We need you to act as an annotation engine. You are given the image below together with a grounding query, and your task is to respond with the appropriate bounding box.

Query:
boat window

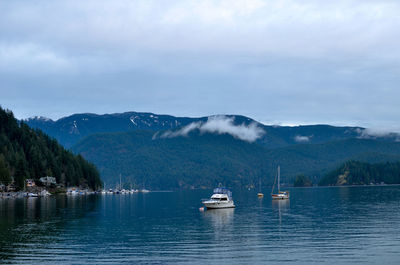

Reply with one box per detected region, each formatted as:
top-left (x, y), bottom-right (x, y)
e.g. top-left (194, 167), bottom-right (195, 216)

top-left (221, 197), bottom-right (227, 201)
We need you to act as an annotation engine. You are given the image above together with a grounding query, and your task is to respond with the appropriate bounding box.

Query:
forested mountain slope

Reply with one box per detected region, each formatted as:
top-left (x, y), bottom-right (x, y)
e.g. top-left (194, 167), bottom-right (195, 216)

top-left (72, 130), bottom-right (400, 190)
top-left (0, 107), bottom-right (102, 190)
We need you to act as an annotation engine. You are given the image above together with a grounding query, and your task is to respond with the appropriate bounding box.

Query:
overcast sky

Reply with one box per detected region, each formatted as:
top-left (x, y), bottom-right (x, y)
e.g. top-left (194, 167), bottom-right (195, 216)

top-left (1, 0), bottom-right (400, 130)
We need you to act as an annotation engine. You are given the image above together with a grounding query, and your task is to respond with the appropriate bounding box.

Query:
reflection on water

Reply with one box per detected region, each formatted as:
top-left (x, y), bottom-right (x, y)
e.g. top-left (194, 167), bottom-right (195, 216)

top-left (271, 199), bottom-right (290, 225)
top-left (0, 186), bottom-right (400, 264)
top-left (202, 208), bottom-right (234, 228)
top-left (271, 199), bottom-right (290, 211)
top-left (0, 195), bottom-right (98, 262)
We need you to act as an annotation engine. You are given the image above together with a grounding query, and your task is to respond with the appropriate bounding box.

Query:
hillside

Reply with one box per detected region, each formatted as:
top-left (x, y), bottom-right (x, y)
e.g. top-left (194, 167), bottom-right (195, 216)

top-left (25, 112), bottom-right (208, 148)
top-left (319, 161), bottom-right (400, 186)
top-left (73, 130), bottom-right (267, 189)
top-left (72, 129), bottom-right (400, 190)
top-left (25, 111), bottom-right (377, 149)
top-left (0, 107), bottom-right (102, 190)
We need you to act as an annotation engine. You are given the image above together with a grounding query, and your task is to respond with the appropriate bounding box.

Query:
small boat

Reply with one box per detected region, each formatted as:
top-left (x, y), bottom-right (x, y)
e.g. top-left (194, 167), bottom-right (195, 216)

top-left (271, 166), bottom-right (289, 200)
top-left (202, 187), bottom-right (235, 209)
top-left (27, 192), bottom-right (38, 197)
top-left (40, 190), bottom-right (51, 196)
top-left (101, 183), bottom-right (107, 194)
top-left (67, 188), bottom-right (79, 196)
top-left (257, 178), bottom-right (264, 197)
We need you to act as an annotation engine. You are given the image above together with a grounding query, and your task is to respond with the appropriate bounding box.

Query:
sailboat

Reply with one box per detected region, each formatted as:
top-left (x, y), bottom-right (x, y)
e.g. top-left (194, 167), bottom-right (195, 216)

top-left (257, 178), bottom-right (264, 197)
top-left (271, 166), bottom-right (289, 200)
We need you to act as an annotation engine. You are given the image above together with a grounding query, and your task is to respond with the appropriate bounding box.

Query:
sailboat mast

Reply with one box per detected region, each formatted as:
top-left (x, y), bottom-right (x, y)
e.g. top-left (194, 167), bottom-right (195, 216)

top-left (119, 174), bottom-right (122, 190)
top-left (278, 166), bottom-right (280, 192)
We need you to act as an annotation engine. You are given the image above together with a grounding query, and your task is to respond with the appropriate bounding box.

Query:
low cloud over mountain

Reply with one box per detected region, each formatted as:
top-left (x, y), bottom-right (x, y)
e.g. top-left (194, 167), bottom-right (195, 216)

top-left (156, 115), bottom-right (265, 142)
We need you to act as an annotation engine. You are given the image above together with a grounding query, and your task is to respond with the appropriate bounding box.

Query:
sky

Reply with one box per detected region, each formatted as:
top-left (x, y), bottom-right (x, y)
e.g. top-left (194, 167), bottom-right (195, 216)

top-left (1, 0), bottom-right (400, 131)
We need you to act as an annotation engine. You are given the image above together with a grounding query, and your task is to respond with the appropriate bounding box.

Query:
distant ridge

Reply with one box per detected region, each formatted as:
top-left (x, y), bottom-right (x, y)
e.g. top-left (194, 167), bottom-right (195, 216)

top-left (26, 112), bottom-right (208, 148)
top-left (24, 111), bottom-right (390, 149)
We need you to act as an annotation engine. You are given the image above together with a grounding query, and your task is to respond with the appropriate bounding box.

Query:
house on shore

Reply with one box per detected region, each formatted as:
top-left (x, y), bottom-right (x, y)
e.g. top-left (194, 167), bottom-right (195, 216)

top-left (26, 179), bottom-right (36, 188)
top-left (40, 176), bottom-right (57, 187)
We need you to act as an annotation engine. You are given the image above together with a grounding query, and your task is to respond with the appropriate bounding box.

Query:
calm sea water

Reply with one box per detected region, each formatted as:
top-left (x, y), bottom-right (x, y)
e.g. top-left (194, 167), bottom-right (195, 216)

top-left (0, 186), bottom-right (399, 264)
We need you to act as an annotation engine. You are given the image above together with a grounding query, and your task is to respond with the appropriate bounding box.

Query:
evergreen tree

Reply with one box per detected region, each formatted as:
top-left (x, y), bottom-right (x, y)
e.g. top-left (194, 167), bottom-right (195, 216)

top-left (293, 175), bottom-right (312, 187)
top-left (319, 160), bottom-right (400, 186)
top-left (0, 154), bottom-right (11, 185)
top-left (14, 157), bottom-right (28, 190)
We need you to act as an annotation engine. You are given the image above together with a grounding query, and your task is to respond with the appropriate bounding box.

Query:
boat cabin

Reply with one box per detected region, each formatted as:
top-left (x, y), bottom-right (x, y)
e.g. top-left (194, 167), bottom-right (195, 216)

top-left (210, 193), bottom-right (229, 201)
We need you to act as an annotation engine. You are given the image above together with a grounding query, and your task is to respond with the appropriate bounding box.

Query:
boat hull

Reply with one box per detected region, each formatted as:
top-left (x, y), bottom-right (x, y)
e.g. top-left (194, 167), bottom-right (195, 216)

top-left (271, 194), bottom-right (289, 200)
top-left (203, 201), bottom-right (235, 209)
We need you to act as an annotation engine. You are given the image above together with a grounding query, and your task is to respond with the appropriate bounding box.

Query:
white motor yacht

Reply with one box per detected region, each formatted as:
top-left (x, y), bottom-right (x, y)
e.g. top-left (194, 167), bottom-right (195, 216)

top-left (202, 187), bottom-right (235, 209)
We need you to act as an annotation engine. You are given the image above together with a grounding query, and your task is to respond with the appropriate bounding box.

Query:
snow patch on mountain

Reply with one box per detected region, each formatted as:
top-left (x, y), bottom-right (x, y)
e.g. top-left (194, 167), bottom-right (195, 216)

top-left (129, 116), bottom-right (138, 126)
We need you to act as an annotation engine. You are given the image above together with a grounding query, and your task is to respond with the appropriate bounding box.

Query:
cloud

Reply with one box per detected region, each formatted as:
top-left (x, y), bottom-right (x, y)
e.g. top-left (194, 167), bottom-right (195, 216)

top-left (2, 0), bottom-right (400, 60)
top-left (156, 115), bottom-right (265, 142)
top-left (294, 135), bottom-right (311, 143)
top-left (356, 128), bottom-right (400, 139)
top-left (1, 0), bottom-right (400, 131)
top-left (158, 122), bottom-right (202, 139)
top-left (0, 43), bottom-right (71, 74)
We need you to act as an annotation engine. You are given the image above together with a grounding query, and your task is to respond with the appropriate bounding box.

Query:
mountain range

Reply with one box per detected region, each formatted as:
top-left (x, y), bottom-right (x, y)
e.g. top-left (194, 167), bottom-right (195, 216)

top-left (26, 111), bottom-right (392, 149)
top-left (25, 112), bottom-right (400, 189)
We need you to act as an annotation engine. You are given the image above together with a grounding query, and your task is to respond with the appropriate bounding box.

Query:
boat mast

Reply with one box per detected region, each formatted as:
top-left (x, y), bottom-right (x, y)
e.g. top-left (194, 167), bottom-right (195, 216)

top-left (271, 168), bottom-right (277, 195)
top-left (278, 166), bottom-right (280, 192)
top-left (119, 174), bottom-right (122, 190)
